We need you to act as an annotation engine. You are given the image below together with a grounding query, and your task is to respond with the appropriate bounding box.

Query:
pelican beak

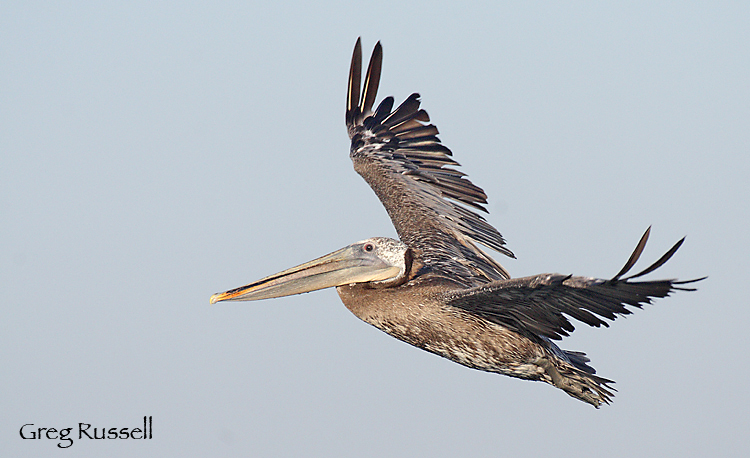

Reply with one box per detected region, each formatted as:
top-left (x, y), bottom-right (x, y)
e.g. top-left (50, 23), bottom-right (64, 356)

top-left (210, 243), bottom-right (401, 304)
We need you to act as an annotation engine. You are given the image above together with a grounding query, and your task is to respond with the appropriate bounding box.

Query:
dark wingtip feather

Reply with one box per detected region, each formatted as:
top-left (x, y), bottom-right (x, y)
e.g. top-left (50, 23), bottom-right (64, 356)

top-left (360, 41), bottom-right (383, 116)
top-left (346, 38), bottom-right (362, 125)
top-left (672, 276), bottom-right (707, 291)
top-left (611, 226), bottom-right (651, 281)
top-left (373, 96), bottom-right (394, 123)
top-left (625, 236), bottom-right (685, 280)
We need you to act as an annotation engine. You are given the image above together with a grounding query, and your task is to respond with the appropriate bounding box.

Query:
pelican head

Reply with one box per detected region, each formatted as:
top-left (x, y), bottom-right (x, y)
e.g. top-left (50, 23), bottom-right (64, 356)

top-left (210, 237), bottom-right (409, 304)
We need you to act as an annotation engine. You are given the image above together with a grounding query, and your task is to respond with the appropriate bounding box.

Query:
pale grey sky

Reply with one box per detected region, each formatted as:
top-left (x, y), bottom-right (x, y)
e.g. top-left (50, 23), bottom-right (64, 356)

top-left (2, 2), bottom-right (748, 457)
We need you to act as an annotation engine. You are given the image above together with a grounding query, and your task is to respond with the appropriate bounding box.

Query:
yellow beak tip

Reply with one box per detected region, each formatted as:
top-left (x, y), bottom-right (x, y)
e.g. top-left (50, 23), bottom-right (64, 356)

top-left (209, 294), bottom-right (222, 305)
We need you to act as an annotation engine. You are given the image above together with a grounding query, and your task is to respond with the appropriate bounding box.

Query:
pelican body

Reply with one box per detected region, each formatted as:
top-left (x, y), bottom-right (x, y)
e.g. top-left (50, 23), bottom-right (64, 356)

top-left (211, 40), bottom-right (701, 407)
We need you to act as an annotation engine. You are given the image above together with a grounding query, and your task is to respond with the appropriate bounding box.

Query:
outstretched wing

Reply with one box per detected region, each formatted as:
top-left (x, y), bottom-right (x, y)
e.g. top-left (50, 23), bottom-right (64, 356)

top-left (446, 228), bottom-right (704, 341)
top-left (346, 39), bottom-right (514, 287)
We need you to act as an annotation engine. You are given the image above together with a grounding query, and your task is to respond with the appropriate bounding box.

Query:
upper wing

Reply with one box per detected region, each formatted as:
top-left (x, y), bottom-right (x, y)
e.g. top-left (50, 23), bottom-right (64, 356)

top-left (446, 228), bottom-right (704, 341)
top-left (346, 39), bottom-right (514, 287)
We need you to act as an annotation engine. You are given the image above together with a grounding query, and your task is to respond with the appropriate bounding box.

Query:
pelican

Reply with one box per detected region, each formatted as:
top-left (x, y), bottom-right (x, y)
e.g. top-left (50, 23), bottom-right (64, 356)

top-left (211, 39), bottom-right (702, 407)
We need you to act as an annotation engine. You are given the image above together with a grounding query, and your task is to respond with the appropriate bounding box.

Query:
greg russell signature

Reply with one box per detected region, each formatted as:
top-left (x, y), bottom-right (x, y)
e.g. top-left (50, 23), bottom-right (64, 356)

top-left (19, 416), bottom-right (152, 449)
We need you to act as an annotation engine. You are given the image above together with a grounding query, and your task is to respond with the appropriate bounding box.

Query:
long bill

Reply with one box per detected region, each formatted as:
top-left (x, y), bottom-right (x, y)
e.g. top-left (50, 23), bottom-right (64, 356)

top-left (210, 243), bottom-right (401, 304)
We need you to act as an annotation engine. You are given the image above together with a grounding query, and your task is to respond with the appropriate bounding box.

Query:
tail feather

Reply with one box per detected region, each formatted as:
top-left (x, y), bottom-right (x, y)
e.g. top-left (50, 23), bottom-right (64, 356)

top-left (558, 365), bottom-right (616, 408)
top-left (537, 355), bottom-right (616, 408)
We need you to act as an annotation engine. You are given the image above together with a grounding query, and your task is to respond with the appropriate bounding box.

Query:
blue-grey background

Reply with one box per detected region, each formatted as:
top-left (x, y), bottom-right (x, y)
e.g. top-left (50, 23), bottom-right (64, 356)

top-left (2, 2), bottom-right (747, 457)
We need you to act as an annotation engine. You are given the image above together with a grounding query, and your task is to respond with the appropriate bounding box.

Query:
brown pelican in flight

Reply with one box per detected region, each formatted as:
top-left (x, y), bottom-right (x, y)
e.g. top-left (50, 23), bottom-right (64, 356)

top-left (211, 39), bottom-right (701, 407)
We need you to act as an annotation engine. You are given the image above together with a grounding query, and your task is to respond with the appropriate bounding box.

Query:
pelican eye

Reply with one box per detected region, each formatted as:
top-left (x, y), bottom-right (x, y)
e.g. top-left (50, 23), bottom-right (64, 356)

top-left (363, 243), bottom-right (374, 252)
